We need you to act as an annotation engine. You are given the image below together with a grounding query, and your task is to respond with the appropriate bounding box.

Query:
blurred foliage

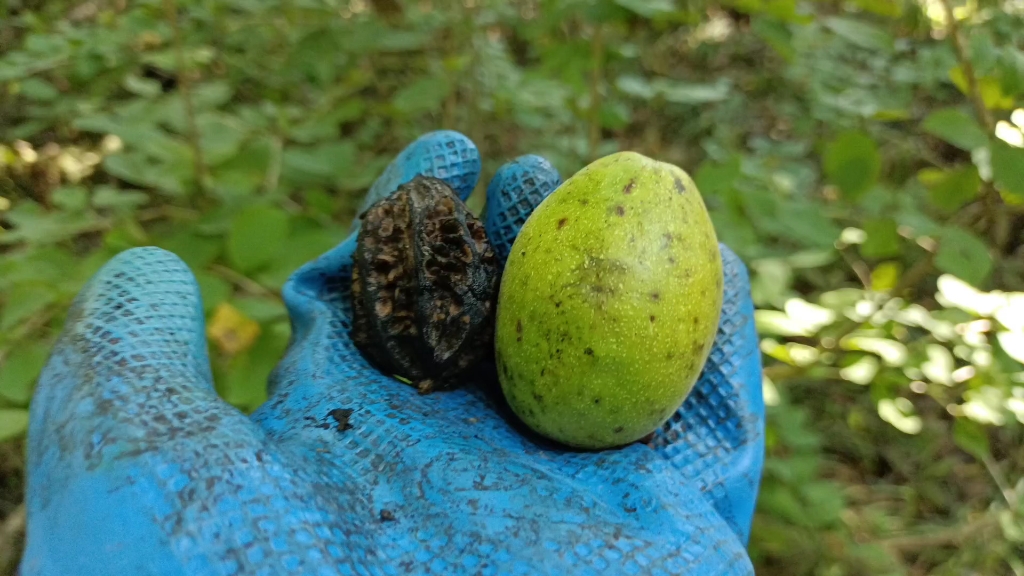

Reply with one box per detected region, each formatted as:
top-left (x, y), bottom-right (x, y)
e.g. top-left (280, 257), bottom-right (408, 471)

top-left (2, 0), bottom-right (1024, 573)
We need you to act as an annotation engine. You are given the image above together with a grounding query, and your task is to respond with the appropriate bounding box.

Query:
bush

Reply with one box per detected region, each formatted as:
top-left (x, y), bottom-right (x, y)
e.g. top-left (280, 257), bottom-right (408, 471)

top-left (2, 0), bottom-right (1023, 573)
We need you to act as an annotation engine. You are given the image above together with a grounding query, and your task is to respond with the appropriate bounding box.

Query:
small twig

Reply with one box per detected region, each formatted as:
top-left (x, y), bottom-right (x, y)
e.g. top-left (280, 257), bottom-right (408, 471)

top-left (262, 136), bottom-right (283, 196)
top-left (876, 515), bottom-right (998, 552)
top-left (208, 264), bottom-right (276, 297)
top-left (165, 0), bottom-right (209, 197)
top-left (839, 247), bottom-right (872, 290)
top-left (889, 252), bottom-right (936, 299)
top-left (588, 23), bottom-right (605, 160)
top-left (982, 454), bottom-right (1018, 509)
top-left (0, 503), bottom-right (26, 573)
top-left (136, 205), bottom-right (201, 222)
top-left (0, 308), bottom-right (57, 365)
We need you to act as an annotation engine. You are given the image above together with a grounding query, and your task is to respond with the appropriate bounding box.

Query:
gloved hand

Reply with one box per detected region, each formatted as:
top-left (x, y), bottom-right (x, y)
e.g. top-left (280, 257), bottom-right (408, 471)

top-left (19, 131), bottom-right (765, 576)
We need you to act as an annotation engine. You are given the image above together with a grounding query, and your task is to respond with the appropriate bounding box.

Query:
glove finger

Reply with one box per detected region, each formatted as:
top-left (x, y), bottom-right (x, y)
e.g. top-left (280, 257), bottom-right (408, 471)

top-left (351, 129), bottom-right (481, 233)
top-left (28, 246), bottom-right (217, 433)
top-left (645, 243), bottom-right (766, 544)
top-left (482, 154), bottom-right (563, 266)
top-left (21, 247), bottom-right (317, 575)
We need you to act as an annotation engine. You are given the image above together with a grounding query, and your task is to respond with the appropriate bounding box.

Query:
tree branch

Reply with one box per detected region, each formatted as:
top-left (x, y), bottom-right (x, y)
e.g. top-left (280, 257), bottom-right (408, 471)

top-left (165, 0), bottom-right (209, 198)
top-left (938, 0), bottom-right (993, 132)
top-left (938, 0), bottom-right (1007, 249)
top-left (208, 264), bottom-right (276, 297)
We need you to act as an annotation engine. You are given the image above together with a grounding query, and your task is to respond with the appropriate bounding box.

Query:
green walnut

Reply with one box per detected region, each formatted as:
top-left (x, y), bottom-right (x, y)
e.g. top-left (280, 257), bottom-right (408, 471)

top-left (494, 151), bottom-right (724, 450)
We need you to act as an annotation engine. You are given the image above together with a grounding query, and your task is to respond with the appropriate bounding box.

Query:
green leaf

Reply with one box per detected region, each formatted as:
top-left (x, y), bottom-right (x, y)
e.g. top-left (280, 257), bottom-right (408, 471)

top-left (953, 418), bottom-right (991, 460)
top-left (210, 137), bottom-right (274, 199)
top-left (1, 283), bottom-right (56, 331)
top-left (823, 130), bottom-right (881, 201)
top-left (194, 271), bottom-right (232, 313)
top-left (0, 341), bottom-right (49, 405)
top-left (214, 322), bottom-right (289, 412)
top-left (859, 219), bottom-right (901, 259)
top-left (613, 0), bottom-right (676, 18)
top-left (823, 16), bottom-right (894, 51)
top-left (751, 259), bottom-right (794, 307)
top-left (0, 409), bottom-right (29, 441)
top-left (950, 67), bottom-right (1015, 109)
top-left (757, 485), bottom-right (808, 526)
top-left (921, 108), bottom-right (989, 152)
top-left (615, 75), bottom-right (656, 100)
top-left (0, 202), bottom-right (102, 246)
top-left (1000, 47), bottom-right (1024, 97)
top-left (694, 156), bottom-right (741, 197)
top-left (0, 246), bottom-right (77, 289)
top-left (752, 16), bottom-right (795, 61)
top-left (777, 200), bottom-right (842, 248)
top-left (616, 76), bottom-right (731, 104)
top-left (18, 77), bottom-right (59, 101)
top-left (871, 261), bottom-right (901, 292)
top-left (935, 226), bottom-right (993, 287)
top-left (190, 81), bottom-right (235, 109)
top-left (800, 481), bottom-right (847, 528)
top-left (158, 232), bottom-right (222, 270)
top-left (232, 296), bottom-right (286, 323)
top-left (370, 29), bottom-right (433, 53)
top-left (197, 113), bottom-right (249, 166)
top-left (918, 166), bottom-right (981, 212)
top-left (282, 142), bottom-right (357, 186)
top-left (895, 202), bottom-right (944, 239)
top-left (256, 226), bottom-right (346, 289)
top-left (969, 32), bottom-right (998, 74)
top-left (391, 76), bottom-right (452, 115)
top-left (51, 185), bottom-right (90, 212)
top-left (103, 151), bottom-right (190, 197)
top-left (92, 186), bottom-right (150, 211)
top-left (652, 78), bottom-right (732, 105)
top-left (289, 101), bottom-right (366, 144)
top-left (226, 205), bottom-right (290, 274)
top-left (123, 74), bottom-right (163, 97)
top-left (991, 140), bottom-right (1024, 197)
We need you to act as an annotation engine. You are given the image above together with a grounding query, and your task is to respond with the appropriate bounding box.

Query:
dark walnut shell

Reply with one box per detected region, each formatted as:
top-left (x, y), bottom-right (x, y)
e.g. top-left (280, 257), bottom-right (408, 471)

top-left (350, 175), bottom-right (500, 394)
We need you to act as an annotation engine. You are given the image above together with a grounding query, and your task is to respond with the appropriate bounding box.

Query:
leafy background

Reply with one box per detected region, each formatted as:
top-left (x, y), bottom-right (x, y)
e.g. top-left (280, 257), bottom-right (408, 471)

top-left (2, 0), bottom-right (1024, 573)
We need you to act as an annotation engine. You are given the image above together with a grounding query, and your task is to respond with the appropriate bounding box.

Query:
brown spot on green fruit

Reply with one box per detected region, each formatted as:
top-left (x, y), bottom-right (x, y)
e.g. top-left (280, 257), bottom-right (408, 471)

top-left (557, 217), bottom-right (568, 229)
top-left (494, 151), bottom-right (723, 450)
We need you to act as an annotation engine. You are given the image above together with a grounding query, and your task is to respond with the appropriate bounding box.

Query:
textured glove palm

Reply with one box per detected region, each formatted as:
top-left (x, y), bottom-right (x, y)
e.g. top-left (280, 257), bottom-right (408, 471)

top-left (20, 131), bottom-right (765, 576)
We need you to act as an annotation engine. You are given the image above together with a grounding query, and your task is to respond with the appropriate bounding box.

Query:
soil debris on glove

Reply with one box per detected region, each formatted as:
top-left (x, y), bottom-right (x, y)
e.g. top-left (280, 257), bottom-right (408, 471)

top-left (351, 175), bottom-right (500, 393)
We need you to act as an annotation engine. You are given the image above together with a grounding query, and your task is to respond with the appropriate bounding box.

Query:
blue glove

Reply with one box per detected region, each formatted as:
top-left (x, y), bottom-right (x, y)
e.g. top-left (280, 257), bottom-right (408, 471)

top-left (20, 131), bottom-right (765, 576)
